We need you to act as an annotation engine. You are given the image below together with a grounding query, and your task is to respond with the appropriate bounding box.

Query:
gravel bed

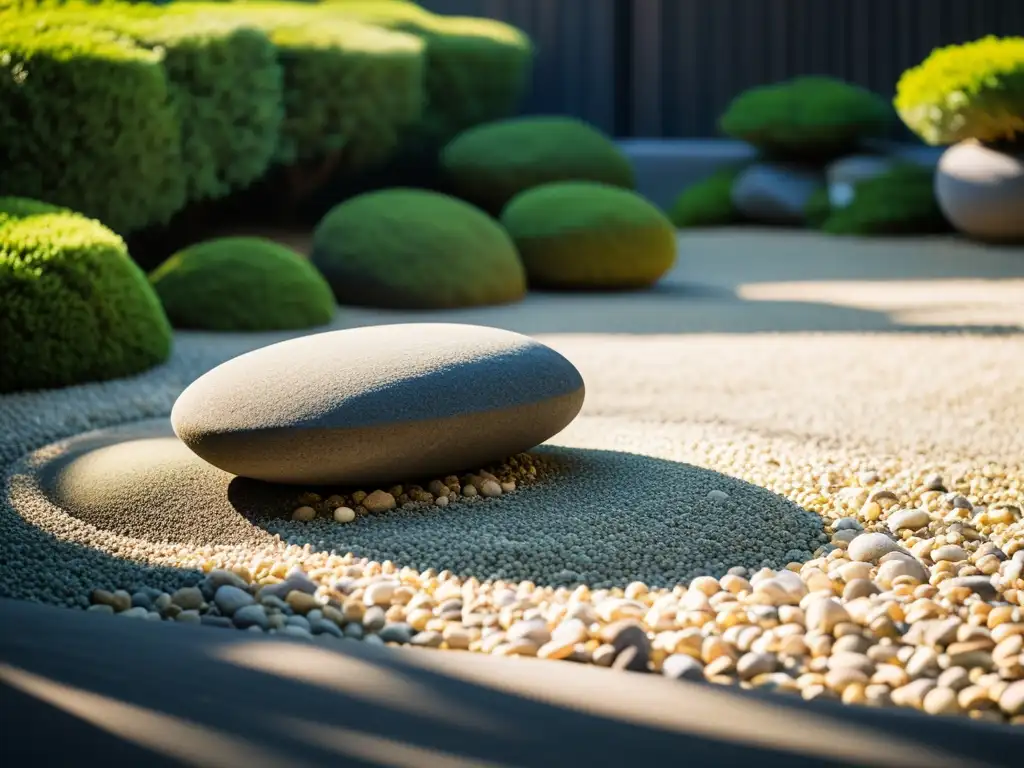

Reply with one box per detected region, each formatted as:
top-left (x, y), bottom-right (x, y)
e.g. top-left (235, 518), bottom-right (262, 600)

top-left (1, 328), bottom-right (1023, 724)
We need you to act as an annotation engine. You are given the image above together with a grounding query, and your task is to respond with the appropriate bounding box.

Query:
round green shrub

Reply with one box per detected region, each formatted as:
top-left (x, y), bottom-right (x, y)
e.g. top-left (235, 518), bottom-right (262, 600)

top-left (500, 181), bottom-right (676, 290)
top-left (895, 35), bottom-right (1024, 146)
top-left (0, 17), bottom-right (186, 234)
top-left (310, 188), bottom-right (526, 309)
top-left (440, 116), bottom-right (636, 216)
top-left (149, 237), bottom-right (336, 331)
top-left (0, 197), bottom-right (173, 393)
top-left (668, 167), bottom-right (744, 228)
top-left (811, 165), bottom-right (950, 236)
top-left (719, 76), bottom-right (894, 161)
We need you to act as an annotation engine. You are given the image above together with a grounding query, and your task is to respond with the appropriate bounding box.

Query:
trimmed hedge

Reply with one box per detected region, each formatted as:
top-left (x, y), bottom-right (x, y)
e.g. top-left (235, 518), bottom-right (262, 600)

top-left (175, 2), bottom-right (426, 169)
top-left (150, 236), bottom-right (336, 331)
top-left (895, 35), bottom-right (1024, 146)
top-left (441, 116), bottom-right (636, 216)
top-left (809, 165), bottom-right (950, 236)
top-left (668, 168), bottom-right (745, 228)
top-left (0, 197), bottom-right (173, 393)
top-left (0, 17), bottom-right (186, 234)
top-left (39, 4), bottom-right (286, 205)
top-left (324, 0), bottom-right (533, 145)
top-left (501, 181), bottom-right (676, 290)
top-left (311, 188), bottom-right (527, 309)
top-left (720, 76), bottom-right (894, 161)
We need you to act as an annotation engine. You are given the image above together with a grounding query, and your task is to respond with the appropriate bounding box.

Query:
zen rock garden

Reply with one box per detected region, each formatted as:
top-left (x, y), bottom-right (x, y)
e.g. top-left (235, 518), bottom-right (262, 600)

top-left (1, 1), bottom-right (1023, 755)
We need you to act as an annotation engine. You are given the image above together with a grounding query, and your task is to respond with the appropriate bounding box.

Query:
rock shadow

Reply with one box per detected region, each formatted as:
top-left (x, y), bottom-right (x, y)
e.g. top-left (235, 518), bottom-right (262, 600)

top-left (22, 419), bottom-right (825, 590)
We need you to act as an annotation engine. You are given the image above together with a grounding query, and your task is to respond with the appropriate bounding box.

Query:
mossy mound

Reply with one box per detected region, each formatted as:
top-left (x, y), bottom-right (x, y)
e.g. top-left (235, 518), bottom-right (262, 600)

top-left (668, 167), bottom-right (745, 228)
top-left (500, 181), bottom-right (676, 290)
top-left (895, 35), bottom-right (1024, 145)
top-left (440, 116), bottom-right (636, 215)
top-left (719, 76), bottom-right (894, 162)
top-left (310, 188), bottom-right (526, 309)
top-left (0, 197), bottom-right (172, 393)
top-left (149, 237), bottom-right (336, 331)
top-left (810, 166), bottom-right (951, 236)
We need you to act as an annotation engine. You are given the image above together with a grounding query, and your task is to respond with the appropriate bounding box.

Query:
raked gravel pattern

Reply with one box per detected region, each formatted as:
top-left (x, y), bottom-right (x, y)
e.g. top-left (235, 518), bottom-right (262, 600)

top-left (2, 327), bottom-right (1024, 723)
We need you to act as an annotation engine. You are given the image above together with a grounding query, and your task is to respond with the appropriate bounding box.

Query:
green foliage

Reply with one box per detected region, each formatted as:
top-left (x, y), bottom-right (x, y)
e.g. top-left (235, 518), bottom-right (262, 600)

top-left (311, 188), bottom-right (526, 309)
top-left (323, 0), bottom-right (533, 146)
top-left (811, 165), bottom-right (950, 236)
top-left (500, 181), bottom-right (676, 290)
top-left (149, 236), bottom-right (336, 331)
top-left (175, 2), bottom-right (426, 169)
top-left (804, 187), bottom-right (832, 230)
top-left (0, 197), bottom-right (172, 393)
top-left (441, 116), bottom-right (636, 216)
top-left (39, 4), bottom-right (286, 204)
top-left (895, 35), bottom-right (1024, 146)
top-left (668, 168), bottom-right (744, 228)
top-left (719, 76), bottom-right (894, 161)
top-left (0, 16), bottom-right (186, 233)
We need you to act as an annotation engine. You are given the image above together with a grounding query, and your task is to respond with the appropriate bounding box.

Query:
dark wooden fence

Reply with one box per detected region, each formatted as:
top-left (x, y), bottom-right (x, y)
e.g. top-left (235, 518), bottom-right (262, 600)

top-left (419, 0), bottom-right (1024, 138)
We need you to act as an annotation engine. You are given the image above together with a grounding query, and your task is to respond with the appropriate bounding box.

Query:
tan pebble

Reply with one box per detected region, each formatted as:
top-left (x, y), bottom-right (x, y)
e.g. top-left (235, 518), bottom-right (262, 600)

top-left (462, 485), bottom-right (478, 498)
top-left (864, 683), bottom-right (893, 707)
top-left (480, 480), bottom-right (503, 498)
top-left (804, 597), bottom-right (850, 634)
top-left (363, 490), bottom-right (397, 513)
top-left (538, 639), bottom-right (576, 660)
top-left (443, 625), bottom-right (472, 650)
top-left (363, 580), bottom-right (397, 607)
top-left (923, 686), bottom-right (962, 716)
top-left (736, 652), bottom-right (777, 680)
top-left (993, 635), bottom-right (1024, 667)
top-left (957, 684), bottom-right (994, 710)
top-left (291, 506), bottom-right (316, 522)
top-left (992, 623), bottom-right (1024, 643)
top-left (931, 545), bottom-right (969, 563)
top-left (333, 507), bottom-right (356, 523)
top-left (838, 562), bottom-right (873, 582)
top-left (592, 644), bottom-right (617, 667)
top-left (876, 556), bottom-right (928, 587)
top-left (826, 668), bottom-right (869, 692)
top-left (872, 664), bottom-right (910, 688)
top-left (891, 679), bottom-right (936, 709)
top-left (286, 591), bottom-right (319, 615)
top-left (828, 652), bottom-right (875, 676)
top-left (701, 636), bottom-right (736, 663)
top-left (704, 656), bottom-right (737, 677)
top-left (342, 599), bottom-right (366, 622)
top-left (999, 681), bottom-right (1024, 716)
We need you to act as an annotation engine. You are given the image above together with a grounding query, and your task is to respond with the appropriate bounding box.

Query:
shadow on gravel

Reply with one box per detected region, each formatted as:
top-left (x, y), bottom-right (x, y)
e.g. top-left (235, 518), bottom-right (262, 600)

top-left (20, 418), bottom-right (825, 588)
top-left (1, 598), bottom-right (1022, 768)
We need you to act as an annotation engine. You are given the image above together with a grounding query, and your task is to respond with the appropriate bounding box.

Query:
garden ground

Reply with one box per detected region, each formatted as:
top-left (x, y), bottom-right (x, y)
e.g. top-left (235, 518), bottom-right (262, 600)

top-left (2, 230), bottom-right (1024, 763)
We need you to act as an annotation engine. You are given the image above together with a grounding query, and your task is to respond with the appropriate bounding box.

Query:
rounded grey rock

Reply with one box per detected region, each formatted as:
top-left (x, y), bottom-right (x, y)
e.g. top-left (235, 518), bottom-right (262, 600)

top-left (935, 140), bottom-right (1024, 243)
top-left (214, 585), bottom-right (254, 617)
top-left (170, 324), bottom-right (586, 485)
top-left (731, 163), bottom-right (824, 225)
top-left (232, 604), bottom-right (270, 630)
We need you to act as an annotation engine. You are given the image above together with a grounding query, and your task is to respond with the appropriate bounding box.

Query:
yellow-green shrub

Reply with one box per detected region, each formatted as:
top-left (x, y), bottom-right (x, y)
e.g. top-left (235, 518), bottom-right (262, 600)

top-left (895, 35), bottom-right (1024, 145)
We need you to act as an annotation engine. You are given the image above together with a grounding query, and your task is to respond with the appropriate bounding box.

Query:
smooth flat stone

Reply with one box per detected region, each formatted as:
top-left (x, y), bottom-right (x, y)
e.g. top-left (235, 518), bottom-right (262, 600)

top-left (171, 323), bottom-right (586, 485)
top-left (731, 162), bottom-right (824, 225)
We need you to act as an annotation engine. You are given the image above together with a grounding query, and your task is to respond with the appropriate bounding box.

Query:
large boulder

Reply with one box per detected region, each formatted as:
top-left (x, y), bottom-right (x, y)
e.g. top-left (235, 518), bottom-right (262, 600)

top-left (500, 181), bottom-right (677, 290)
top-left (310, 189), bottom-right (526, 309)
top-left (825, 155), bottom-right (896, 208)
top-left (171, 323), bottom-right (585, 485)
top-left (731, 163), bottom-right (825, 225)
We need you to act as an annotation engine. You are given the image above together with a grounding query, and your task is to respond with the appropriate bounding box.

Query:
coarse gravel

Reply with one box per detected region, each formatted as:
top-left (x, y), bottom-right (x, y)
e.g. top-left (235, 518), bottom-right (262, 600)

top-left (1, 231), bottom-right (1023, 723)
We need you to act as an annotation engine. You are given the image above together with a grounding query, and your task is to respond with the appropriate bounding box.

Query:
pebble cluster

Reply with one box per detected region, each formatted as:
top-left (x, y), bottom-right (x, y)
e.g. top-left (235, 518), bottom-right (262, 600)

top-left (286, 454), bottom-right (551, 523)
top-left (1, 331), bottom-right (1022, 726)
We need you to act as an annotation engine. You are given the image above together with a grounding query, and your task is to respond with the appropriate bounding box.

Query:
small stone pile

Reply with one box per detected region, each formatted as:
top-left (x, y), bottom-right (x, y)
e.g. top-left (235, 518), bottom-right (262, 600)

top-left (287, 454), bottom-right (552, 522)
top-left (87, 468), bottom-right (1024, 725)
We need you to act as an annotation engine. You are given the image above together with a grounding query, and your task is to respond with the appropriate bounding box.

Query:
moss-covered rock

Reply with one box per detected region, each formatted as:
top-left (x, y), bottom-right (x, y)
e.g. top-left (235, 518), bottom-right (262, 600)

top-left (441, 116), bottom-right (636, 215)
top-left (668, 168), bottom-right (744, 228)
top-left (149, 236), bottom-right (336, 331)
top-left (895, 35), bottom-right (1024, 146)
top-left (719, 76), bottom-right (894, 162)
top-left (501, 181), bottom-right (676, 290)
top-left (809, 165), bottom-right (951, 236)
top-left (0, 197), bottom-right (172, 393)
top-left (311, 188), bottom-right (526, 309)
